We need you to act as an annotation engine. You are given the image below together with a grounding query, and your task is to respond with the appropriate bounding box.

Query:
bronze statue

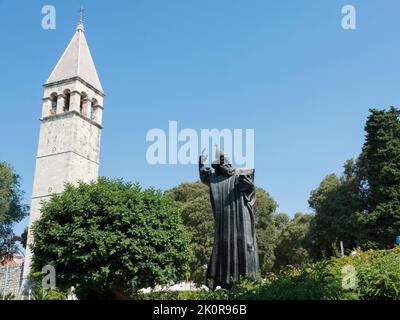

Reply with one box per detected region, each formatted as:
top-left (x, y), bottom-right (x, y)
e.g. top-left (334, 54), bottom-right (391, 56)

top-left (199, 147), bottom-right (260, 289)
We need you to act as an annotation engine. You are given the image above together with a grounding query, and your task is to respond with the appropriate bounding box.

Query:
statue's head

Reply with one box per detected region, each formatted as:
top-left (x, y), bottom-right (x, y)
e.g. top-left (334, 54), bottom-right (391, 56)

top-left (212, 147), bottom-right (234, 177)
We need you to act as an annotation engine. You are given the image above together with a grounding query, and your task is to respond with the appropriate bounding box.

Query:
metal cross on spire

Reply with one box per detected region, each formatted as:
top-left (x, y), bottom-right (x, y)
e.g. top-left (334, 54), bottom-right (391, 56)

top-left (79, 6), bottom-right (85, 24)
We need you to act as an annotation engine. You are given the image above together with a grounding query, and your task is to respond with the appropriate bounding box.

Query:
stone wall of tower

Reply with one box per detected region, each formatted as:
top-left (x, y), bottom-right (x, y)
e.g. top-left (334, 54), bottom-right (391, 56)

top-left (30, 114), bottom-right (101, 199)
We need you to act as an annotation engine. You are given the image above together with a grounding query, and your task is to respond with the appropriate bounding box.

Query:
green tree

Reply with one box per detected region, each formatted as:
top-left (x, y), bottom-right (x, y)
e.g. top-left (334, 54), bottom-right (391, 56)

top-left (357, 107), bottom-right (400, 248)
top-left (31, 178), bottom-right (191, 299)
top-left (0, 161), bottom-right (28, 261)
top-left (273, 212), bottom-right (290, 232)
top-left (274, 213), bottom-right (314, 269)
top-left (308, 161), bottom-right (361, 259)
top-left (254, 188), bottom-right (279, 273)
top-left (166, 182), bottom-right (279, 281)
top-left (165, 182), bottom-right (214, 284)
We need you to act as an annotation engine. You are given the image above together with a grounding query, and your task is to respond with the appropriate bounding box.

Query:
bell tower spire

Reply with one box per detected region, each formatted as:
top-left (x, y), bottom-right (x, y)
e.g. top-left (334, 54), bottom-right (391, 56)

top-left (45, 7), bottom-right (103, 93)
top-left (21, 15), bottom-right (105, 297)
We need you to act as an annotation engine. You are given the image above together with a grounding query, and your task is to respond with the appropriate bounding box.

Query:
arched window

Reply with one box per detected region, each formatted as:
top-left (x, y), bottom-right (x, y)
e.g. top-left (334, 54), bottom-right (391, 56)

top-left (64, 89), bottom-right (71, 112)
top-left (50, 93), bottom-right (57, 115)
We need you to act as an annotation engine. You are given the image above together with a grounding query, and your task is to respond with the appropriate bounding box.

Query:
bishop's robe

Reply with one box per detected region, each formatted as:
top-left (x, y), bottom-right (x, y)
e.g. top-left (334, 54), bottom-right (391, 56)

top-left (199, 165), bottom-right (260, 288)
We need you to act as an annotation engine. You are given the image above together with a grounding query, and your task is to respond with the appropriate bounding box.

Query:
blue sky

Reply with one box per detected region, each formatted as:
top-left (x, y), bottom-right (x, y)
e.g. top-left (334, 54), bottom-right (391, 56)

top-left (2, 0), bottom-right (400, 237)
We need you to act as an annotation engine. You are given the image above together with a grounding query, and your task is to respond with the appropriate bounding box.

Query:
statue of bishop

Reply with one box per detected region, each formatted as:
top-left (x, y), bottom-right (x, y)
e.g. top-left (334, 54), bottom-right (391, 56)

top-left (199, 147), bottom-right (260, 289)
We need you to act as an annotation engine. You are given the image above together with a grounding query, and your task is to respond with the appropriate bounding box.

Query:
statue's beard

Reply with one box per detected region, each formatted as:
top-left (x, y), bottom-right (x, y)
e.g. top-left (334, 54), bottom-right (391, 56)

top-left (212, 163), bottom-right (234, 177)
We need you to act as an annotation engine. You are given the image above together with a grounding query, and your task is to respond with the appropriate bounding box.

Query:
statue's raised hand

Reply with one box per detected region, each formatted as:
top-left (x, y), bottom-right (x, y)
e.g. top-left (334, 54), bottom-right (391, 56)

top-left (200, 148), bottom-right (208, 164)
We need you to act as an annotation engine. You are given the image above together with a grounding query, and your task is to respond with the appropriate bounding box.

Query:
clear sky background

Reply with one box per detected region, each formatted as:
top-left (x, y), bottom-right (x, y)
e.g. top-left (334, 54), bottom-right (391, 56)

top-left (2, 0), bottom-right (400, 237)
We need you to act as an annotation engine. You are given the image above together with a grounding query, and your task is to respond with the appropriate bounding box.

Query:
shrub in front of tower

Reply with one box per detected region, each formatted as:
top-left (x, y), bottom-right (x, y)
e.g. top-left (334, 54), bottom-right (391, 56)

top-left (30, 177), bottom-right (192, 299)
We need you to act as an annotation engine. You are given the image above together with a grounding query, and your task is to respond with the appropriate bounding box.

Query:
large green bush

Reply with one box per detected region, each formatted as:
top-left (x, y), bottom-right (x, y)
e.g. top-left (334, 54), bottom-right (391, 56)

top-left (31, 178), bottom-right (192, 299)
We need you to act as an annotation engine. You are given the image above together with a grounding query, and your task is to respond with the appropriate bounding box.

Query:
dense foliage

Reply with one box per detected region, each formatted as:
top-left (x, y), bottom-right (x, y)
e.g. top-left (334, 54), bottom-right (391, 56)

top-left (274, 213), bottom-right (314, 269)
top-left (165, 182), bottom-right (214, 284)
top-left (330, 247), bottom-right (400, 300)
top-left (0, 161), bottom-right (28, 261)
top-left (136, 247), bottom-right (400, 300)
top-left (254, 188), bottom-right (280, 273)
top-left (308, 164), bottom-right (360, 259)
top-left (31, 178), bottom-right (192, 299)
top-left (273, 212), bottom-right (290, 232)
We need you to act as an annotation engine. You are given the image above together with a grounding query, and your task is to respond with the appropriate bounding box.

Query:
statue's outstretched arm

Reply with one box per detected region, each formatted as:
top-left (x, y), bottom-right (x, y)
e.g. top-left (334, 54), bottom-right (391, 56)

top-left (199, 152), bottom-right (211, 186)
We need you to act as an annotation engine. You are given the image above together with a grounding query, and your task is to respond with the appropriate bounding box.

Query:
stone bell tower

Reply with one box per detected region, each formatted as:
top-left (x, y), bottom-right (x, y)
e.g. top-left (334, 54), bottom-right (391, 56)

top-left (21, 18), bottom-right (104, 294)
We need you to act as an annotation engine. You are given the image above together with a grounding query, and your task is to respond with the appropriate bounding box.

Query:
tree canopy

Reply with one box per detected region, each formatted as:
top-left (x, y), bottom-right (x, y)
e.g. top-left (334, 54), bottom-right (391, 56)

top-left (274, 213), bottom-right (314, 269)
top-left (0, 161), bottom-right (28, 261)
top-left (31, 178), bottom-right (192, 299)
top-left (254, 187), bottom-right (279, 273)
top-left (165, 182), bottom-right (214, 284)
top-left (308, 163), bottom-right (361, 259)
top-left (273, 212), bottom-right (290, 232)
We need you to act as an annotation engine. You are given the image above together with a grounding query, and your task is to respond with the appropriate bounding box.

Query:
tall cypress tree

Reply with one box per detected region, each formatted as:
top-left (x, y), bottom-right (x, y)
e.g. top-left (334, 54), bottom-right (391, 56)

top-left (358, 107), bottom-right (400, 248)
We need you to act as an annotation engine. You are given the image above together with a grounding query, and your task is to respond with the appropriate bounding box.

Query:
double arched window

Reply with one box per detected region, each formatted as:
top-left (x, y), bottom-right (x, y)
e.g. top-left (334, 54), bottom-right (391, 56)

top-left (47, 90), bottom-right (100, 120)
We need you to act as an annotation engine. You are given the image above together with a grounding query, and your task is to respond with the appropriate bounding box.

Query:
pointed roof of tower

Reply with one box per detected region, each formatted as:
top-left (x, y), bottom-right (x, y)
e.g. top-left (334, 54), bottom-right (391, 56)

top-left (46, 21), bottom-right (103, 92)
